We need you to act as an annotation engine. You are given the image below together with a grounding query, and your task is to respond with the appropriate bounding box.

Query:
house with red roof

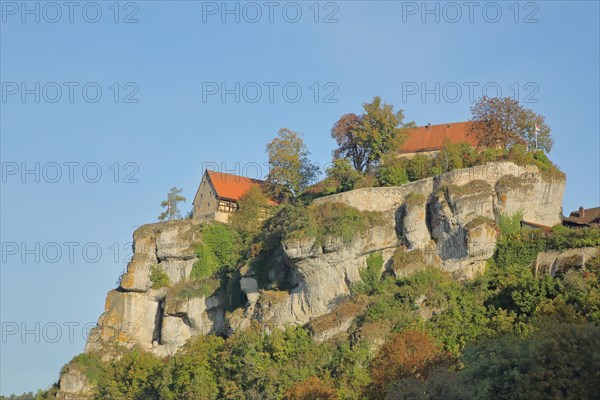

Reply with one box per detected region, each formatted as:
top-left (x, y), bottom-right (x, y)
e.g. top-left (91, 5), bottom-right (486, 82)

top-left (398, 121), bottom-right (477, 157)
top-left (193, 170), bottom-right (273, 222)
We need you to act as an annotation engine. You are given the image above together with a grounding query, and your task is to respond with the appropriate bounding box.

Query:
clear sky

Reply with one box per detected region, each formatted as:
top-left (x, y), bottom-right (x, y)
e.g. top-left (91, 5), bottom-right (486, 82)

top-left (1, 0), bottom-right (599, 395)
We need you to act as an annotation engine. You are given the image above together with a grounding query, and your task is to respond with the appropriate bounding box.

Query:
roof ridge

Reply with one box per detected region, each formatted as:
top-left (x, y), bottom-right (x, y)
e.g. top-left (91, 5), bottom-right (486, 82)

top-left (207, 170), bottom-right (265, 183)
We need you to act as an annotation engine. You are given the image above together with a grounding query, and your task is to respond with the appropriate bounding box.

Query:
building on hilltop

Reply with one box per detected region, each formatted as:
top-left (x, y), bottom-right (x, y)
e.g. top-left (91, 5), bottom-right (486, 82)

top-left (398, 121), bottom-right (477, 158)
top-left (193, 170), bottom-right (275, 223)
top-left (562, 206), bottom-right (600, 228)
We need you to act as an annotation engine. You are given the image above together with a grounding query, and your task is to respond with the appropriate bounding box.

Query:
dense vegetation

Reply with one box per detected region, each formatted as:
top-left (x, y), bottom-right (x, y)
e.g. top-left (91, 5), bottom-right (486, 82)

top-left (307, 142), bottom-right (563, 200)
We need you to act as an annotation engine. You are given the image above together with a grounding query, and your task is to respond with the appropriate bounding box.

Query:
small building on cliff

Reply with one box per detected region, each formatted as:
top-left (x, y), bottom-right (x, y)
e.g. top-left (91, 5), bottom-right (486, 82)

top-left (563, 206), bottom-right (600, 228)
top-left (398, 121), bottom-right (477, 158)
top-left (193, 170), bottom-right (270, 222)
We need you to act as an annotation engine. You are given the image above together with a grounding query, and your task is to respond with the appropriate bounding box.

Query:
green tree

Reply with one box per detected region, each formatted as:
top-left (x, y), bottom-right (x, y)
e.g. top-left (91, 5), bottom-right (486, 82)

top-left (229, 185), bottom-right (272, 244)
top-left (376, 154), bottom-right (409, 186)
top-left (519, 108), bottom-right (553, 153)
top-left (158, 187), bottom-right (186, 221)
top-left (266, 128), bottom-right (320, 201)
top-left (97, 348), bottom-right (163, 400)
top-left (468, 97), bottom-right (553, 152)
top-left (407, 154), bottom-right (431, 181)
top-left (159, 336), bottom-right (224, 400)
top-left (331, 97), bottom-right (413, 173)
top-left (325, 158), bottom-right (362, 192)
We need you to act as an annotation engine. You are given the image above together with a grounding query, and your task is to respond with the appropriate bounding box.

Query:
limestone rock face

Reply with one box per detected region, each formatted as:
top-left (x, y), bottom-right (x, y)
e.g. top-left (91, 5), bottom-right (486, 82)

top-left (119, 220), bottom-right (199, 292)
top-left (532, 247), bottom-right (600, 277)
top-left (235, 223), bottom-right (399, 330)
top-left (233, 162), bottom-right (565, 329)
top-left (84, 219), bottom-right (226, 359)
top-left (400, 194), bottom-right (430, 249)
top-left (428, 181), bottom-right (497, 279)
top-left (55, 366), bottom-right (93, 399)
top-left (315, 162), bottom-right (564, 227)
top-left (156, 293), bottom-right (225, 357)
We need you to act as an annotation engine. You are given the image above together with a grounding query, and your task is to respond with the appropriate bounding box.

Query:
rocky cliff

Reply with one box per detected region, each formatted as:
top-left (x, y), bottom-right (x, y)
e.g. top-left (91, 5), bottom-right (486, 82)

top-left (56, 162), bottom-right (565, 398)
top-left (85, 220), bottom-right (226, 359)
top-left (231, 162), bottom-right (565, 331)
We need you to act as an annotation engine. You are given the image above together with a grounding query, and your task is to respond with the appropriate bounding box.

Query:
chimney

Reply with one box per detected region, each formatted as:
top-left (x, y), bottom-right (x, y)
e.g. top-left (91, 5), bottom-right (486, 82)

top-left (579, 207), bottom-right (585, 218)
top-left (426, 123), bottom-right (431, 131)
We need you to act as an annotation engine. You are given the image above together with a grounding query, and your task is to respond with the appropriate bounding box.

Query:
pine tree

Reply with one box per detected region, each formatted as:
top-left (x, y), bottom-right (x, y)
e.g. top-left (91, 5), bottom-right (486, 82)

top-left (158, 187), bottom-right (186, 221)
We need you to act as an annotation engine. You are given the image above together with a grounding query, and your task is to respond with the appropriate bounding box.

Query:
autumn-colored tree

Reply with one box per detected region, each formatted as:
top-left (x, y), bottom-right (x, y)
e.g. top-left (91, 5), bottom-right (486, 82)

top-left (468, 97), bottom-right (553, 152)
top-left (331, 97), bottom-right (413, 173)
top-left (266, 128), bottom-right (320, 201)
top-left (282, 377), bottom-right (338, 400)
top-left (331, 113), bottom-right (366, 172)
top-left (158, 186), bottom-right (186, 221)
top-left (369, 330), bottom-right (446, 399)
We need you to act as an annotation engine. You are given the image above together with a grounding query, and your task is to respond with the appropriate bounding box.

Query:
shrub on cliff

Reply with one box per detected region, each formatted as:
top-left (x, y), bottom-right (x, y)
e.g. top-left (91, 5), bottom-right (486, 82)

top-left (280, 202), bottom-right (385, 246)
top-left (149, 265), bottom-right (170, 289)
top-left (192, 222), bottom-right (241, 279)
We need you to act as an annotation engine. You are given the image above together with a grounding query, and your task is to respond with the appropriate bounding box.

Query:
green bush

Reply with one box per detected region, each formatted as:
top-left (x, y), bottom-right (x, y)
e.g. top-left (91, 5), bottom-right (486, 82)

top-left (407, 154), bottom-right (432, 181)
top-left (149, 265), bottom-right (170, 289)
top-left (377, 156), bottom-right (409, 187)
top-left (359, 252), bottom-right (383, 294)
top-left (546, 226), bottom-right (600, 250)
top-left (497, 211), bottom-right (523, 237)
top-left (167, 277), bottom-right (221, 306)
top-left (326, 158), bottom-right (362, 192)
top-left (281, 202), bottom-right (385, 246)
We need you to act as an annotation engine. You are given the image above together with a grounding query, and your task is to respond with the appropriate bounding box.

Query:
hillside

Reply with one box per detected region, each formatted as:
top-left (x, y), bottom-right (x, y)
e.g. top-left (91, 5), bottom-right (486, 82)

top-left (30, 162), bottom-right (600, 400)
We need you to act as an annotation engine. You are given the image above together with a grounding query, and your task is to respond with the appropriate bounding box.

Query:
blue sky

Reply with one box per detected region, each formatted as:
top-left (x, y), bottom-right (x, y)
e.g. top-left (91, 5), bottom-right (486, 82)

top-left (1, 0), bottom-right (599, 394)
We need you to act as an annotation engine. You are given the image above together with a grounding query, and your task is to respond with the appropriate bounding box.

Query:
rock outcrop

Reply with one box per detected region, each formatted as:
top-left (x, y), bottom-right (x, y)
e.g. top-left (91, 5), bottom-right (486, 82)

top-left (55, 363), bottom-right (93, 400)
top-left (79, 162), bottom-right (565, 366)
top-left (532, 247), bottom-right (599, 277)
top-left (230, 162), bottom-right (565, 332)
top-left (85, 220), bottom-right (227, 359)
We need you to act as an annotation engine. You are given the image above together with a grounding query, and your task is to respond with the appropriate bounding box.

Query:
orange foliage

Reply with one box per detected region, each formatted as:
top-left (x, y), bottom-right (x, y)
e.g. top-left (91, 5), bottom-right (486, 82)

top-left (369, 330), bottom-right (445, 399)
top-left (283, 376), bottom-right (338, 400)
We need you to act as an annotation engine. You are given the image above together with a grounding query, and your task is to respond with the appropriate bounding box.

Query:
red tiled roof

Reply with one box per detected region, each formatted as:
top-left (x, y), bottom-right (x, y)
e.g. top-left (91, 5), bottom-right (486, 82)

top-left (207, 171), bottom-right (277, 205)
top-left (399, 122), bottom-right (477, 154)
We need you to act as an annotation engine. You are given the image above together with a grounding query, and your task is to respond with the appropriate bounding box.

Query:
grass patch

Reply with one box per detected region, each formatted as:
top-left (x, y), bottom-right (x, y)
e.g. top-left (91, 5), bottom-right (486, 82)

top-left (357, 252), bottom-right (384, 294)
top-left (496, 175), bottom-right (527, 192)
top-left (165, 277), bottom-right (221, 313)
top-left (258, 289), bottom-right (290, 305)
top-left (62, 352), bottom-right (105, 386)
top-left (404, 192), bottom-right (426, 207)
top-left (446, 180), bottom-right (492, 198)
